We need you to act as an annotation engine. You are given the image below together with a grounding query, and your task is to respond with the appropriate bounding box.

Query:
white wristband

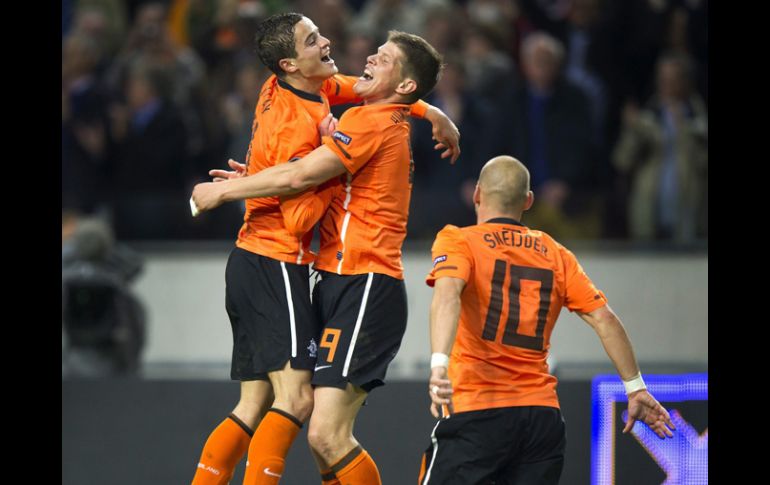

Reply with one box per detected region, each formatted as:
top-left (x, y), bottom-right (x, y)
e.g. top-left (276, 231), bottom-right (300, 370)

top-left (623, 373), bottom-right (647, 395)
top-left (430, 352), bottom-right (449, 369)
top-left (189, 197), bottom-right (200, 217)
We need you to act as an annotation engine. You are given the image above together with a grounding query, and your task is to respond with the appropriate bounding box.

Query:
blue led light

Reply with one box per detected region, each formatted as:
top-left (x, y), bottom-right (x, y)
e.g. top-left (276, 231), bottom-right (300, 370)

top-left (591, 373), bottom-right (708, 485)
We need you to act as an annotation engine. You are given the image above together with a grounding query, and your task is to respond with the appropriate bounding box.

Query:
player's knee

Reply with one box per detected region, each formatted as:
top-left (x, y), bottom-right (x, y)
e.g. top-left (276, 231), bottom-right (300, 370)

top-left (307, 419), bottom-right (339, 457)
top-left (273, 383), bottom-right (314, 423)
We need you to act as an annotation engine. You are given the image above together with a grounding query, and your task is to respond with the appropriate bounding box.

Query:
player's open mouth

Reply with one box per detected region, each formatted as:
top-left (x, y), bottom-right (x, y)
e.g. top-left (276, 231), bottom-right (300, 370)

top-left (359, 69), bottom-right (373, 81)
top-left (321, 54), bottom-right (334, 64)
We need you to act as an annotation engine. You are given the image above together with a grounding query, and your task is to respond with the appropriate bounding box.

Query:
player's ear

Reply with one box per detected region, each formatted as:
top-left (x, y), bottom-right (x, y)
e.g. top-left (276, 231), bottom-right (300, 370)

top-left (524, 190), bottom-right (534, 211)
top-left (396, 78), bottom-right (417, 96)
top-left (473, 183), bottom-right (481, 206)
top-left (279, 58), bottom-right (298, 75)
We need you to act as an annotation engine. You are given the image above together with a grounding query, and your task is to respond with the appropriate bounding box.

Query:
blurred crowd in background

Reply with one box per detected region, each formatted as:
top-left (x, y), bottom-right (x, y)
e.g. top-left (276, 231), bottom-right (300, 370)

top-left (62, 0), bottom-right (708, 243)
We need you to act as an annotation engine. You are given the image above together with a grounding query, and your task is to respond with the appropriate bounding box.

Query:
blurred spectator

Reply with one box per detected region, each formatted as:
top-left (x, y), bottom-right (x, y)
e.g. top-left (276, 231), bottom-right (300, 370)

top-left (62, 32), bottom-right (111, 214)
top-left (612, 52), bottom-right (707, 242)
top-left (409, 55), bottom-right (502, 237)
top-left (107, 59), bottom-right (191, 239)
top-left (62, 212), bottom-right (146, 377)
top-left (72, 1), bottom-right (128, 59)
top-left (351, 0), bottom-right (446, 43)
top-left (105, 1), bottom-right (206, 160)
top-left (462, 23), bottom-right (518, 102)
top-left (220, 61), bottom-right (265, 160)
top-left (497, 31), bottom-right (599, 239)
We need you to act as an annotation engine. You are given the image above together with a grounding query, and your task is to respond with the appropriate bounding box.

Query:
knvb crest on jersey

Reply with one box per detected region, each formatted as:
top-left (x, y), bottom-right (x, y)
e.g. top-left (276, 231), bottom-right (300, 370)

top-left (307, 338), bottom-right (318, 358)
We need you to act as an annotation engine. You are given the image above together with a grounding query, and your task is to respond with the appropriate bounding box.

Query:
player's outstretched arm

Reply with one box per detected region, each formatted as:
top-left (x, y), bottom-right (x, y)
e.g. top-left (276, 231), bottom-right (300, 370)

top-left (190, 145), bottom-right (347, 214)
top-left (578, 305), bottom-right (675, 439)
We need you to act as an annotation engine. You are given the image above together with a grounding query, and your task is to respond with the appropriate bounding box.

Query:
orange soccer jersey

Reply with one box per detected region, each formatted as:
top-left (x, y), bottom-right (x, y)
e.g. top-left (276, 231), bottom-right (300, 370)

top-left (426, 218), bottom-right (608, 412)
top-left (315, 103), bottom-right (415, 280)
top-left (235, 75), bottom-right (366, 264)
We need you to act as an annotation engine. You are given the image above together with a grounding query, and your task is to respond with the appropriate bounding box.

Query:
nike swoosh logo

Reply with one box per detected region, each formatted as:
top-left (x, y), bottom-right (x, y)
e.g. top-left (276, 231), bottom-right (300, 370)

top-left (314, 365), bottom-right (333, 371)
top-left (264, 467), bottom-right (282, 477)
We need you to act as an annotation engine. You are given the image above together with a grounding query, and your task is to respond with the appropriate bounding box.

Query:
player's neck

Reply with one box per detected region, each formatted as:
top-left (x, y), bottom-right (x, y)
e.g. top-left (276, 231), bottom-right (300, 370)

top-left (283, 75), bottom-right (324, 96)
top-left (476, 207), bottom-right (524, 225)
top-left (363, 93), bottom-right (408, 106)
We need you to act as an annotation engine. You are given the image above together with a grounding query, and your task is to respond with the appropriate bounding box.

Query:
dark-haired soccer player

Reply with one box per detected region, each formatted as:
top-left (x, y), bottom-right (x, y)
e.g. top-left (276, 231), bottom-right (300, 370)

top-left (190, 13), bottom-right (458, 485)
top-left (192, 31), bottom-right (446, 485)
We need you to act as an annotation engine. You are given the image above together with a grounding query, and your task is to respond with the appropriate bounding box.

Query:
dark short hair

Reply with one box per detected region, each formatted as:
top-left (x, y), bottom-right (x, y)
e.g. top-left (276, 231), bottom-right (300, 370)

top-left (386, 31), bottom-right (443, 103)
top-left (254, 12), bottom-right (303, 78)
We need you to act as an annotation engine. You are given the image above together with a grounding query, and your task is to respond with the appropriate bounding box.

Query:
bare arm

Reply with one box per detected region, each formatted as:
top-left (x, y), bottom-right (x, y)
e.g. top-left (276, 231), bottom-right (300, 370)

top-left (578, 304), bottom-right (675, 438)
top-left (428, 276), bottom-right (465, 418)
top-left (191, 145), bottom-right (347, 214)
top-left (423, 104), bottom-right (461, 164)
top-left (577, 304), bottom-right (640, 380)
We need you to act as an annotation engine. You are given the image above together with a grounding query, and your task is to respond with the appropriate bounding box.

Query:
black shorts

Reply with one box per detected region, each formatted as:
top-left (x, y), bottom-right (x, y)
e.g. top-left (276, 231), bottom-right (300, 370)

top-left (310, 271), bottom-right (407, 392)
top-left (225, 247), bottom-right (321, 381)
top-left (418, 406), bottom-right (566, 485)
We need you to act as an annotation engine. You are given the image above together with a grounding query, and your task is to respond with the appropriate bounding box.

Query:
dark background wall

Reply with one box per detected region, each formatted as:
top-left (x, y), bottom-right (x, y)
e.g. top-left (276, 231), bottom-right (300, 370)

top-left (63, 379), bottom-right (593, 484)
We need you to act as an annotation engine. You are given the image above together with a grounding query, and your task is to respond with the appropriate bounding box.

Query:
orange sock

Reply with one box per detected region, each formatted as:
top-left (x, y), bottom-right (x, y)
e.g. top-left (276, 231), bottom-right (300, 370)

top-left (192, 414), bottom-right (253, 485)
top-left (242, 408), bottom-right (302, 485)
top-left (330, 446), bottom-right (381, 485)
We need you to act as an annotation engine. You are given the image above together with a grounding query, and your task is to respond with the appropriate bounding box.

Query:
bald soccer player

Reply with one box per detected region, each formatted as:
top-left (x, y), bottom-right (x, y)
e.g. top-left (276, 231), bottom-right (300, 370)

top-left (419, 156), bottom-right (675, 485)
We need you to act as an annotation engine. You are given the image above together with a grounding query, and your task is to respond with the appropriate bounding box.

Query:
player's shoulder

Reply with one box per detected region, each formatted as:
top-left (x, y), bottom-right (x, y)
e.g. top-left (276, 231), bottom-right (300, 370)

top-left (434, 224), bottom-right (469, 245)
top-left (340, 103), bottom-right (409, 125)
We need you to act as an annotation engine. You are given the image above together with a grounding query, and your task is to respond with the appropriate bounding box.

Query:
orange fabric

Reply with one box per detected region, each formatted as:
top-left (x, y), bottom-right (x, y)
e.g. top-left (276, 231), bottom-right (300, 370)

top-left (334, 449), bottom-right (381, 485)
top-left (322, 75), bottom-right (428, 120)
top-left (191, 416), bottom-right (252, 485)
top-left (242, 410), bottom-right (301, 485)
top-left (323, 75), bottom-right (362, 106)
top-left (236, 75), bottom-right (345, 264)
top-left (417, 452), bottom-right (428, 484)
top-left (315, 104), bottom-right (415, 279)
top-left (426, 220), bottom-right (608, 412)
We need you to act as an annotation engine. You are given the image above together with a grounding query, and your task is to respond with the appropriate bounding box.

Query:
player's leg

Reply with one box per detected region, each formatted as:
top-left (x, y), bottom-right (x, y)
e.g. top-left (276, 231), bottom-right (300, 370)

top-left (192, 379), bottom-right (273, 485)
top-left (242, 364), bottom-right (314, 484)
top-left (308, 272), bottom-right (410, 485)
top-left (417, 409), bottom-right (507, 485)
top-left (241, 256), bottom-right (321, 484)
top-left (307, 384), bottom-right (377, 485)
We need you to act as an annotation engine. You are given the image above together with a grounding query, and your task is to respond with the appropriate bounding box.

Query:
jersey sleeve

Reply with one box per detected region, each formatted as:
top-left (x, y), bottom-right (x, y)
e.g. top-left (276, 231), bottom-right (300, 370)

top-left (280, 178), bottom-right (341, 237)
top-left (426, 225), bottom-right (473, 287)
top-left (409, 100), bottom-right (429, 119)
top-left (323, 75), bottom-right (363, 106)
top-left (559, 245), bottom-right (608, 313)
top-left (321, 107), bottom-right (383, 175)
top-left (269, 115), bottom-right (324, 235)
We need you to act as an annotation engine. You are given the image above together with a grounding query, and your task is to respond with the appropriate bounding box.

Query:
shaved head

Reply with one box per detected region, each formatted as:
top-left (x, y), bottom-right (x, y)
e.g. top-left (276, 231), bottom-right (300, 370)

top-left (477, 156), bottom-right (531, 213)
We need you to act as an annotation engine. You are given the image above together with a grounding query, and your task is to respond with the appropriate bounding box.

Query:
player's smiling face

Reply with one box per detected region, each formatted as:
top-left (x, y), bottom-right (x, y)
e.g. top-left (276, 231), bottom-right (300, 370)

top-left (291, 17), bottom-right (338, 81)
top-left (354, 41), bottom-right (406, 102)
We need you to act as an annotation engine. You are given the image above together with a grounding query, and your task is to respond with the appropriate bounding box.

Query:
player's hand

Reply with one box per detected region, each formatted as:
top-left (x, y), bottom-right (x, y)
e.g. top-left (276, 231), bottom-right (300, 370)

top-left (426, 106), bottom-right (460, 164)
top-left (209, 159), bottom-right (247, 182)
top-left (624, 390), bottom-right (675, 439)
top-left (428, 367), bottom-right (454, 418)
top-left (190, 182), bottom-right (226, 216)
top-left (318, 113), bottom-right (339, 138)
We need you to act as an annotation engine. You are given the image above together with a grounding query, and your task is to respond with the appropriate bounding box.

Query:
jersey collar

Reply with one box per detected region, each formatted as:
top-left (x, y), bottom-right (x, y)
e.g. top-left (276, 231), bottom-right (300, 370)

top-left (277, 78), bottom-right (323, 103)
top-left (485, 217), bottom-right (525, 227)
